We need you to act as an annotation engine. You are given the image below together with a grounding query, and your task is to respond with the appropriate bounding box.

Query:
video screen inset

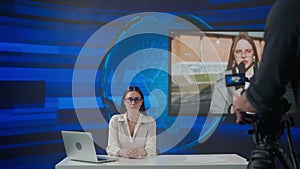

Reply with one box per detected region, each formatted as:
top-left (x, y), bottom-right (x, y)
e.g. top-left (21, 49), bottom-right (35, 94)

top-left (168, 30), bottom-right (265, 116)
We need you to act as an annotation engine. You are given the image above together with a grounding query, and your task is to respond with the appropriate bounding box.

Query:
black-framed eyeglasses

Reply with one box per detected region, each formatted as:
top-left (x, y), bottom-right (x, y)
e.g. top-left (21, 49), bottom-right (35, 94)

top-left (124, 97), bottom-right (142, 103)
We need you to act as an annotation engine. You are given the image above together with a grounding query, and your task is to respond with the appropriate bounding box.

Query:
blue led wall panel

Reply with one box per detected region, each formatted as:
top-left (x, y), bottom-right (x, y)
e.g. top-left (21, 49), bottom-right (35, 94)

top-left (1, 0), bottom-right (299, 169)
top-left (0, 81), bottom-right (45, 109)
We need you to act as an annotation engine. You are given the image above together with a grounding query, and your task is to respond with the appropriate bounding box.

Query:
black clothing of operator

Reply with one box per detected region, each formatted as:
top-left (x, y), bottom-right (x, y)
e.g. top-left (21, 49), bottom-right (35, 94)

top-left (246, 0), bottom-right (300, 113)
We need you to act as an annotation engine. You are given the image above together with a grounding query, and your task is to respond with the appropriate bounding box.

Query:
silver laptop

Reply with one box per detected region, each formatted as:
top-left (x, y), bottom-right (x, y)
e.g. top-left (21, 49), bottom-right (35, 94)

top-left (61, 130), bottom-right (118, 163)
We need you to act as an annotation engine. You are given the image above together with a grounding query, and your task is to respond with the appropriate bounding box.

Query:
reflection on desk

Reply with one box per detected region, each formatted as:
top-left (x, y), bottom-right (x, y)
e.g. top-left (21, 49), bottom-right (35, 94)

top-left (56, 154), bottom-right (248, 169)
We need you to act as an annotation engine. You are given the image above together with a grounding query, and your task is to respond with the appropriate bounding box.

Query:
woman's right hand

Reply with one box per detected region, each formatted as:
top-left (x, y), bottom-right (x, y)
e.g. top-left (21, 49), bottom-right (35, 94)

top-left (119, 147), bottom-right (140, 158)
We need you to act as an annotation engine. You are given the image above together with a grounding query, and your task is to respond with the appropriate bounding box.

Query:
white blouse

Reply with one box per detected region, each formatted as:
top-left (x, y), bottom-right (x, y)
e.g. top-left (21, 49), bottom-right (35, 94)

top-left (106, 112), bottom-right (156, 157)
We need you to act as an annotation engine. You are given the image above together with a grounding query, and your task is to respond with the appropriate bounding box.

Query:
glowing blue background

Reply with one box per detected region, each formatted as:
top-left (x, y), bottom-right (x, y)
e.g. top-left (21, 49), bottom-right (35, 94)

top-left (1, 1), bottom-right (299, 169)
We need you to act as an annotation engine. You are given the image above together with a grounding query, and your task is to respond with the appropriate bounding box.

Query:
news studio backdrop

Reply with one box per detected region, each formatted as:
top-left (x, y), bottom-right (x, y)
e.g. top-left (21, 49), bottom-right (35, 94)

top-left (0, 1), bottom-right (299, 169)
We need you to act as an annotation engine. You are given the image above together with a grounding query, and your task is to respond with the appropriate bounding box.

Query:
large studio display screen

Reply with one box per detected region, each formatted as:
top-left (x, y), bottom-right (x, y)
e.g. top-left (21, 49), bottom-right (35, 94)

top-left (168, 30), bottom-right (266, 116)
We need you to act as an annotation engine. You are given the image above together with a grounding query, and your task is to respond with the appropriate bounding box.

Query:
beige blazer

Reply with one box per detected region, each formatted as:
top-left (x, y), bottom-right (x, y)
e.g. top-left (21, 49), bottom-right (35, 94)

top-left (209, 70), bottom-right (236, 114)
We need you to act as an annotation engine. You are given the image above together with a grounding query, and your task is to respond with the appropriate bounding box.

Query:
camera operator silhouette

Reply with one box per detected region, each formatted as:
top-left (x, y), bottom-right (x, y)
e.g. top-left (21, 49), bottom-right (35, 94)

top-left (232, 0), bottom-right (300, 168)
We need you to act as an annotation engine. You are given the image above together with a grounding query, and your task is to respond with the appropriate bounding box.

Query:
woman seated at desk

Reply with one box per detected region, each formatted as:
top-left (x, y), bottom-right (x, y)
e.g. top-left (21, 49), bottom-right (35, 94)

top-left (106, 86), bottom-right (156, 158)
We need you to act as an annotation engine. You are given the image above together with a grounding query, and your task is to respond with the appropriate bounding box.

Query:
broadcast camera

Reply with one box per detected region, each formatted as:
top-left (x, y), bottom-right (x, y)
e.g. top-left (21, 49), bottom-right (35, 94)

top-left (225, 63), bottom-right (299, 169)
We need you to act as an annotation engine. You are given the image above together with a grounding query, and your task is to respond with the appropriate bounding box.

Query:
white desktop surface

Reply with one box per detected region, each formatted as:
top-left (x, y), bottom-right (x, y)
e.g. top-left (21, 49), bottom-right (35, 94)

top-left (56, 154), bottom-right (248, 169)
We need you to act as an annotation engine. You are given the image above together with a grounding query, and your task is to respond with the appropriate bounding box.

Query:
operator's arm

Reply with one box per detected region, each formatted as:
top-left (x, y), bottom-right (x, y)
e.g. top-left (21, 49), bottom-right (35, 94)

top-left (233, 0), bottom-right (299, 120)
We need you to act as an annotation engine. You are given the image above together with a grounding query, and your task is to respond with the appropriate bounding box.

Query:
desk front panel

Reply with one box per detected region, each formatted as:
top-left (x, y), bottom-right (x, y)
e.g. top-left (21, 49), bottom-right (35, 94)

top-left (56, 154), bottom-right (248, 169)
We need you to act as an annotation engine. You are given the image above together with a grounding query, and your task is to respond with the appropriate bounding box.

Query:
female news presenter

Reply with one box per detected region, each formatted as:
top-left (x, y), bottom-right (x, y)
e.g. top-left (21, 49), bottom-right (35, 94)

top-left (106, 86), bottom-right (156, 158)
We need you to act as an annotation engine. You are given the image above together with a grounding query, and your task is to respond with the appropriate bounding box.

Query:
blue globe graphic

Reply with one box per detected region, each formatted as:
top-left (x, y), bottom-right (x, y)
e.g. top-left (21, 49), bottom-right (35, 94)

top-left (73, 12), bottom-right (224, 153)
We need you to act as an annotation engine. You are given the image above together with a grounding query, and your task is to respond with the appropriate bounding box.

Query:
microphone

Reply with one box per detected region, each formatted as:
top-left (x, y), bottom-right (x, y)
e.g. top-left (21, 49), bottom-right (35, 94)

top-left (236, 62), bottom-right (245, 89)
top-left (225, 62), bottom-right (254, 120)
top-left (237, 62), bottom-right (256, 122)
top-left (238, 62), bottom-right (245, 74)
top-left (225, 62), bottom-right (246, 88)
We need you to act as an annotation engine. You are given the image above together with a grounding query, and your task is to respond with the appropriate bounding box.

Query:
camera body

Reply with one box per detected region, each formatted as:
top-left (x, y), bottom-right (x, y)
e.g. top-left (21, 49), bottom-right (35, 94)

top-left (224, 71), bottom-right (297, 169)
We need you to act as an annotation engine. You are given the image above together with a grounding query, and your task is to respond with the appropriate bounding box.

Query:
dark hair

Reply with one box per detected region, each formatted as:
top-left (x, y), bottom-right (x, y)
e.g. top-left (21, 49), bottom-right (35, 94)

top-left (120, 86), bottom-right (146, 114)
top-left (226, 33), bottom-right (259, 73)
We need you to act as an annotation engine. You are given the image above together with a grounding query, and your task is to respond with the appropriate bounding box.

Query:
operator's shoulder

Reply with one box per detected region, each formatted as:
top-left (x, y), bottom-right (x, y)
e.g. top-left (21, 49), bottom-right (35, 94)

top-left (271, 0), bottom-right (300, 20)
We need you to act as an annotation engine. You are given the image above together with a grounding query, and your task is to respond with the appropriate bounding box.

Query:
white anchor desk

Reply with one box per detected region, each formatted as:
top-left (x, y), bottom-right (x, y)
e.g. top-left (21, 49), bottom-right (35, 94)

top-left (56, 154), bottom-right (248, 169)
